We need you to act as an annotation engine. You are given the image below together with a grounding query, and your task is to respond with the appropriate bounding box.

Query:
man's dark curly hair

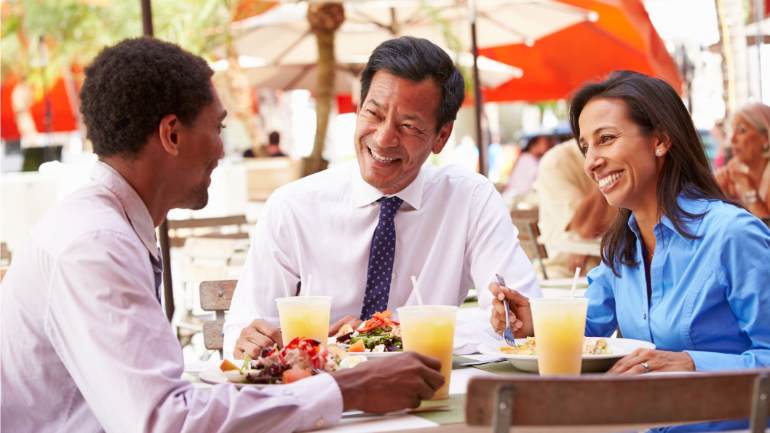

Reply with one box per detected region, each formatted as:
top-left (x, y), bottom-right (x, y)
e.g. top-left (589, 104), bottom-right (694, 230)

top-left (80, 37), bottom-right (214, 158)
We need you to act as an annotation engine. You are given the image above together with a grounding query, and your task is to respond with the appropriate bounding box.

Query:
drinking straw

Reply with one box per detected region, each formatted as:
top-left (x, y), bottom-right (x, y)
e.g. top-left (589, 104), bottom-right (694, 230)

top-left (570, 267), bottom-right (582, 297)
top-left (410, 275), bottom-right (424, 305)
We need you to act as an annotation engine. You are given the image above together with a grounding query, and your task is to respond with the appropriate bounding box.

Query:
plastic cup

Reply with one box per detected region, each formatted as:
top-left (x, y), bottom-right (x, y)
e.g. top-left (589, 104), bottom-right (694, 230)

top-left (275, 296), bottom-right (331, 345)
top-left (397, 305), bottom-right (457, 400)
top-left (529, 297), bottom-right (588, 375)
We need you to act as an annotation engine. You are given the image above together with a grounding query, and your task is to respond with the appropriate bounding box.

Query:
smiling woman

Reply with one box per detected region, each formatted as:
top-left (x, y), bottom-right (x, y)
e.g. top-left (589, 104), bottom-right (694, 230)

top-left (555, 70), bottom-right (770, 432)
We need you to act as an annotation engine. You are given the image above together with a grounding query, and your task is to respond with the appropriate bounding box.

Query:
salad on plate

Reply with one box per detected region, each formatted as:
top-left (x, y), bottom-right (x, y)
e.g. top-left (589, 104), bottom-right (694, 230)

top-left (335, 310), bottom-right (402, 353)
top-left (219, 337), bottom-right (364, 385)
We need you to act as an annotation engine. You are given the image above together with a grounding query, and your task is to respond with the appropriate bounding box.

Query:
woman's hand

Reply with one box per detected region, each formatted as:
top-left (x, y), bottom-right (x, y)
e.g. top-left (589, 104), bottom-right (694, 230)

top-left (607, 348), bottom-right (695, 375)
top-left (714, 166), bottom-right (736, 198)
top-left (726, 159), bottom-right (755, 196)
top-left (489, 282), bottom-right (533, 338)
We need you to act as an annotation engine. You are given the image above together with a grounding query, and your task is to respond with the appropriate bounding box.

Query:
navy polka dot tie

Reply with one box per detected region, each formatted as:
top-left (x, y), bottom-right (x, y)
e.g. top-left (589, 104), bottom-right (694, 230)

top-left (360, 196), bottom-right (403, 320)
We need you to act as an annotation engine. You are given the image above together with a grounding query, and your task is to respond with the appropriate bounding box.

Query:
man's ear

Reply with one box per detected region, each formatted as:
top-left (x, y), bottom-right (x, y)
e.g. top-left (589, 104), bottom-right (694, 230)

top-left (158, 114), bottom-right (180, 156)
top-left (431, 121), bottom-right (454, 154)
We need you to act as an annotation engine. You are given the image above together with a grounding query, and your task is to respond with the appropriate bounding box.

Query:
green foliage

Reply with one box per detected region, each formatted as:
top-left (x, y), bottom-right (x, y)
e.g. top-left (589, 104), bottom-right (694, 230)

top-left (1, 0), bottom-right (234, 94)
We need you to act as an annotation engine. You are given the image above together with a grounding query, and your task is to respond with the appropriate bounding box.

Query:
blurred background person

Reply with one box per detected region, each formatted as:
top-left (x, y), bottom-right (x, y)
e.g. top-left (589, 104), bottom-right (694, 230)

top-left (243, 130), bottom-right (286, 158)
top-left (715, 103), bottom-right (770, 219)
top-left (710, 119), bottom-right (730, 169)
top-left (535, 139), bottom-right (616, 277)
top-left (502, 133), bottom-right (554, 205)
top-left (263, 130), bottom-right (286, 157)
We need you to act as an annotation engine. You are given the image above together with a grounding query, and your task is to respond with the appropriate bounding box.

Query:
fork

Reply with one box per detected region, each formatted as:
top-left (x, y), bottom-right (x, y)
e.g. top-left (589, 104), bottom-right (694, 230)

top-left (495, 274), bottom-right (519, 347)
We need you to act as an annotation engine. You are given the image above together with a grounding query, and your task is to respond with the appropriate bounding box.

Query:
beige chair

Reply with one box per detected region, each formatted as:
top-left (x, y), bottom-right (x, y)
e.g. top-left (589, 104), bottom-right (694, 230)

top-left (466, 370), bottom-right (770, 433)
top-left (245, 157), bottom-right (302, 202)
top-left (510, 208), bottom-right (549, 279)
top-left (199, 280), bottom-right (237, 358)
top-left (167, 215), bottom-right (250, 248)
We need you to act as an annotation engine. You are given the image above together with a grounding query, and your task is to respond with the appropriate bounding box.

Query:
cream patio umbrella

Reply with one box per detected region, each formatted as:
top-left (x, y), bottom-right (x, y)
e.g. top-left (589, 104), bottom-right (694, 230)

top-left (231, 0), bottom-right (593, 174)
top-left (211, 53), bottom-right (522, 95)
top-left (232, 1), bottom-right (592, 65)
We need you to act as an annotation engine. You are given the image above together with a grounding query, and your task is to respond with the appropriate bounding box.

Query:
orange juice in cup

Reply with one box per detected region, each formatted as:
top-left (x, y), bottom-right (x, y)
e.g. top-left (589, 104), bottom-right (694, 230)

top-left (275, 296), bottom-right (331, 345)
top-left (397, 305), bottom-right (457, 400)
top-left (529, 297), bottom-right (588, 375)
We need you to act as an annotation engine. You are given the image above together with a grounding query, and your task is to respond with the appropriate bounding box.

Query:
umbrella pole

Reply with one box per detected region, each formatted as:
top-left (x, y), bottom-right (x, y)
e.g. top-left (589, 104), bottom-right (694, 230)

top-left (140, 0), bottom-right (175, 323)
top-left (754, 0), bottom-right (764, 100)
top-left (469, 0), bottom-right (487, 177)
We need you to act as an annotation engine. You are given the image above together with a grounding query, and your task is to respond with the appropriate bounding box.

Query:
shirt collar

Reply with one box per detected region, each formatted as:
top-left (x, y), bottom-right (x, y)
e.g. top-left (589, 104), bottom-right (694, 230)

top-left (627, 192), bottom-right (711, 240)
top-left (350, 161), bottom-right (426, 210)
top-left (91, 160), bottom-right (159, 260)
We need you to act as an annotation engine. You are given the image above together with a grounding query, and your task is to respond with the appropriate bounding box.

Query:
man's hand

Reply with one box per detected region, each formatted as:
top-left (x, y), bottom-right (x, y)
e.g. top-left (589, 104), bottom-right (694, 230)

top-left (607, 348), bottom-right (695, 375)
top-left (233, 319), bottom-right (283, 359)
top-left (329, 315), bottom-right (361, 337)
top-left (332, 352), bottom-right (445, 414)
top-left (489, 282), bottom-right (533, 338)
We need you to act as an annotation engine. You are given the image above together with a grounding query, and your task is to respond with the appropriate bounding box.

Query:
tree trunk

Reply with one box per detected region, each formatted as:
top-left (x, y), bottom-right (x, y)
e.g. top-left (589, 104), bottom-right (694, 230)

top-left (303, 2), bottom-right (344, 176)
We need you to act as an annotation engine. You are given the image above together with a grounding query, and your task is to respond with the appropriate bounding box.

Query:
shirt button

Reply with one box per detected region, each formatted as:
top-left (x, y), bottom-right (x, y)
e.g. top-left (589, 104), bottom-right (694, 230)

top-left (642, 313), bottom-right (647, 320)
top-left (315, 418), bottom-right (326, 428)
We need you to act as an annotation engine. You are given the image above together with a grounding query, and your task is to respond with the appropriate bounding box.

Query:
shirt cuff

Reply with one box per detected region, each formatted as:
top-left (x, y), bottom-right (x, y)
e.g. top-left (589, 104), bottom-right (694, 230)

top-left (267, 373), bottom-right (344, 431)
top-left (685, 350), bottom-right (753, 371)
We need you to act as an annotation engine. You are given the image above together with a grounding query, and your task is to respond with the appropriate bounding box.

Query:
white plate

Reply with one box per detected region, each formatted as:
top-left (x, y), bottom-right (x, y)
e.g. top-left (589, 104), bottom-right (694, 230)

top-left (198, 367), bottom-right (272, 388)
top-left (328, 340), bottom-right (403, 358)
top-left (356, 350), bottom-right (402, 359)
top-left (477, 337), bottom-right (655, 373)
top-left (330, 346), bottom-right (403, 358)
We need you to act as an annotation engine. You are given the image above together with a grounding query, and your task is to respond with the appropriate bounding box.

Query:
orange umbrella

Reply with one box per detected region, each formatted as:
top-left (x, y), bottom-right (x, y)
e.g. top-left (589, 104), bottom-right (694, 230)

top-left (1, 77), bottom-right (78, 140)
top-left (479, 0), bottom-right (682, 102)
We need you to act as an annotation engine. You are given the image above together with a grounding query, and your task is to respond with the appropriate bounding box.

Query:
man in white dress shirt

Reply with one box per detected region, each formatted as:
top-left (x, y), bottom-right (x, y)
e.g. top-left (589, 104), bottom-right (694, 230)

top-left (0, 37), bottom-right (445, 433)
top-left (226, 36), bottom-right (540, 359)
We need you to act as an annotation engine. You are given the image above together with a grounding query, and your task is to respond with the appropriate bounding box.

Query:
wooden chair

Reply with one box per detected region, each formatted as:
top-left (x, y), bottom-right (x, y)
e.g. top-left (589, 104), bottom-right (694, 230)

top-left (466, 370), bottom-right (770, 433)
top-left (510, 208), bottom-right (549, 279)
top-left (245, 157), bottom-right (302, 202)
top-left (199, 280), bottom-right (238, 358)
top-left (167, 215), bottom-right (250, 248)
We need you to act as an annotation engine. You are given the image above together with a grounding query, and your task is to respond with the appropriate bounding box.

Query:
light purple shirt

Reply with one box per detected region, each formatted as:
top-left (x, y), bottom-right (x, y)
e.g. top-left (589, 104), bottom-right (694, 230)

top-left (1, 161), bottom-right (342, 433)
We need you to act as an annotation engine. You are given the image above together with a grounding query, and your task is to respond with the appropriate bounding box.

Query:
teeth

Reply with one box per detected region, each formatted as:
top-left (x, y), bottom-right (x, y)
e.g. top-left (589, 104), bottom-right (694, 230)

top-left (370, 148), bottom-right (396, 163)
top-left (598, 172), bottom-right (622, 188)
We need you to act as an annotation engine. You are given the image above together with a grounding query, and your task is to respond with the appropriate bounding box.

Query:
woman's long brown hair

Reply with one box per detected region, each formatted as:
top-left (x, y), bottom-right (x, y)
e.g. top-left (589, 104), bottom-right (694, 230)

top-left (568, 71), bottom-right (729, 276)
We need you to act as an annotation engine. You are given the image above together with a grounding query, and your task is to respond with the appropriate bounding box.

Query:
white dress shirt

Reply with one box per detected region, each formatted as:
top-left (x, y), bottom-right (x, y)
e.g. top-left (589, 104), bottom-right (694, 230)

top-left (0, 161), bottom-right (342, 433)
top-left (224, 162), bottom-right (540, 356)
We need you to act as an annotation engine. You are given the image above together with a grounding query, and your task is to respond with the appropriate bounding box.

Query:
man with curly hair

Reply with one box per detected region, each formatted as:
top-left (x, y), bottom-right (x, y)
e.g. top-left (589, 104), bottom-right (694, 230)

top-left (1, 37), bottom-right (444, 433)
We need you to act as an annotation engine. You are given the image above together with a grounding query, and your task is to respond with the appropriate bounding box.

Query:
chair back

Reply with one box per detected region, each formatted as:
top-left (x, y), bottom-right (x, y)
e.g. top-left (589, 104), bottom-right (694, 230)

top-left (510, 208), bottom-right (549, 279)
top-left (466, 371), bottom-right (770, 433)
top-left (199, 280), bottom-right (238, 356)
top-left (245, 157), bottom-right (302, 202)
top-left (167, 215), bottom-right (249, 248)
